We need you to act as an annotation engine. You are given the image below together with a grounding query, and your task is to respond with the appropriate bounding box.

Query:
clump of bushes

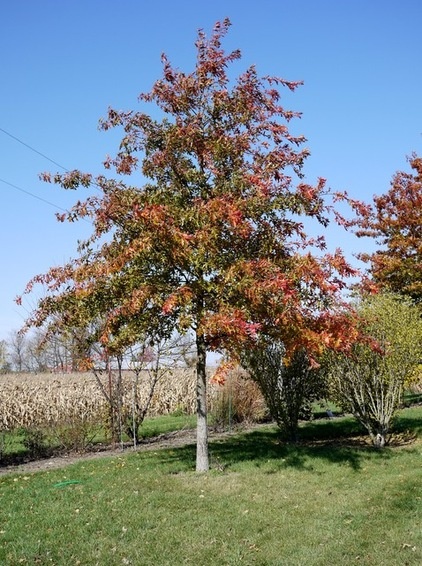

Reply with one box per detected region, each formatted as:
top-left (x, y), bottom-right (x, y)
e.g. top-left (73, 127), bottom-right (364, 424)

top-left (321, 293), bottom-right (422, 447)
top-left (241, 340), bottom-right (326, 440)
top-left (210, 367), bottom-right (267, 428)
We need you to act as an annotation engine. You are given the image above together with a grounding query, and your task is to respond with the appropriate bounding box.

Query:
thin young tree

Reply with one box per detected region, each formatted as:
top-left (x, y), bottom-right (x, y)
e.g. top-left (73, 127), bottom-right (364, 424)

top-left (19, 19), bottom-right (361, 471)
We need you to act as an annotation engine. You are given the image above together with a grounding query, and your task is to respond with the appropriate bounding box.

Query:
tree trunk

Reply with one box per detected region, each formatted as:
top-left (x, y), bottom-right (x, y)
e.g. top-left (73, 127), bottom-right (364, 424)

top-left (195, 331), bottom-right (209, 472)
top-left (372, 429), bottom-right (387, 448)
top-left (368, 425), bottom-right (388, 448)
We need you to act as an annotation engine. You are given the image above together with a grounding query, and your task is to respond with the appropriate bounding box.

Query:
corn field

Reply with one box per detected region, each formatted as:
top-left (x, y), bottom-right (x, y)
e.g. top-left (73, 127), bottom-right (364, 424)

top-left (0, 367), bottom-right (266, 460)
top-left (0, 369), bottom-right (200, 432)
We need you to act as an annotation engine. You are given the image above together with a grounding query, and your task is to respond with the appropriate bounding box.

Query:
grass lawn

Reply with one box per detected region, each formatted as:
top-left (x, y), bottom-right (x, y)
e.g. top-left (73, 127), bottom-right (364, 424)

top-left (0, 407), bottom-right (421, 565)
top-left (0, 413), bottom-right (198, 465)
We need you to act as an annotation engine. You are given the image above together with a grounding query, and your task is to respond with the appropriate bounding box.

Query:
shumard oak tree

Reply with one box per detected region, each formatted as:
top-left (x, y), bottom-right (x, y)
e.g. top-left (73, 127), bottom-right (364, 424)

top-left (19, 19), bottom-right (361, 471)
top-left (356, 154), bottom-right (422, 304)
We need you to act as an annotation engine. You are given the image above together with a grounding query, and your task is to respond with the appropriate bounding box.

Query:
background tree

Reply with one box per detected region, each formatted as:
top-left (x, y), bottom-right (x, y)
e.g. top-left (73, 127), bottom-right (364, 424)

top-left (5, 327), bottom-right (90, 373)
top-left (20, 19), bottom-right (361, 471)
top-left (40, 325), bottom-right (92, 372)
top-left (356, 154), bottom-right (422, 303)
top-left (0, 340), bottom-right (10, 373)
top-left (7, 330), bottom-right (29, 372)
top-left (321, 292), bottom-right (422, 447)
top-left (25, 330), bottom-right (49, 373)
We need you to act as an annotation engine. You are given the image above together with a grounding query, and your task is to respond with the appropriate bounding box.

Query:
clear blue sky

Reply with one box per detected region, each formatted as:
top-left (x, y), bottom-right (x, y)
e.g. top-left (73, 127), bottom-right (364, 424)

top-left (1, 0), bottom-right (421, 339)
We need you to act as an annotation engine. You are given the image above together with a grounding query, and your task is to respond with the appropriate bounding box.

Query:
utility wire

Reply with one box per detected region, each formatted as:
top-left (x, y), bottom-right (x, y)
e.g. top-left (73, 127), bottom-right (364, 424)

top-left (0, 177), bottom-right (92, 225)
top-left (0, 126), bottom-right (72, 212)
top-left (0, 126), bottom-right (98, 221)
top-left (0, 126), bottom-right (128, 230)
top-left (0, 125), bottom-right (103, 193)
top-left (0, 177), bottom-right (69, 212)
top-left (0, 127), bottom-right (68, 172)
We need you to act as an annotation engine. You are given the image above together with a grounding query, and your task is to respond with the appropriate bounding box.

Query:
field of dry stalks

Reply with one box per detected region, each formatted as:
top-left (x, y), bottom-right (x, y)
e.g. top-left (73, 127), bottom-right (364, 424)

top-left (0, 369), bottom-right (199, 431)
top-left (0, 366), bottom-right (266, 454)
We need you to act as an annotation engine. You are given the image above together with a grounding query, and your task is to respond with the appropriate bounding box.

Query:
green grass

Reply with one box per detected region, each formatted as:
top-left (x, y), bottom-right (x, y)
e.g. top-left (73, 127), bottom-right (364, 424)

top-left (0, 407), bottom-right (421, 565)
top-left (138, 412), bottom-right (196, 438)
top-left (403, 390), bottom-right (422, 407)
top-left (0, 413), bottom-right (197, 464)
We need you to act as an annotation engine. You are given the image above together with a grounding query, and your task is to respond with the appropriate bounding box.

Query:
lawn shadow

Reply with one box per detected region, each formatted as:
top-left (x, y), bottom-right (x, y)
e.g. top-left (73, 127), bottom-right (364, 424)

top-left (392, 407), bottom-right (422, 436)
top-left (208, 428), bottom-right (377, 472)
top-left (157, 418), bottom-right (398, 473)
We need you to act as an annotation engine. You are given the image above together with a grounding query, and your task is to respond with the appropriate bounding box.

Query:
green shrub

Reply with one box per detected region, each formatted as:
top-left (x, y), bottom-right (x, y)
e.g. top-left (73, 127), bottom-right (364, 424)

top-left (322, 293), bottom-right (422, 447)
top-left (241, 341), bottom-right (327, 440)
top-left (20, 427), bottom-right (50, 459)
top-left (52, 420), bottom-right (98, 452)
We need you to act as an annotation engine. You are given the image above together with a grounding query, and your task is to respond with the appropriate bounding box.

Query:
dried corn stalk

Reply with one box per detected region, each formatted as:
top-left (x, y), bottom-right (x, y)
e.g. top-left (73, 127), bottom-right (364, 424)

top-left (0, 369), bottom-right (209, 432)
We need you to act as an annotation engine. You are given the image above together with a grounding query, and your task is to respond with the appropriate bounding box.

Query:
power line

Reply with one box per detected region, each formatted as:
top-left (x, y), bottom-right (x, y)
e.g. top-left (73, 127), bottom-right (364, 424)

top-left (0, 126), bottom-right (74, 212)
top-left (0, 126), bottom-right (119, 229)
top-left (0, 127), bottom-right (68, 172)
top-left (0, 125), bottom-right (99, 220)
top-left (0, 125), bottom-right (104, 194)
top-left (0, 177), bottom-right (69, 212)
top-left (0, 176), bottom-right (92, 226)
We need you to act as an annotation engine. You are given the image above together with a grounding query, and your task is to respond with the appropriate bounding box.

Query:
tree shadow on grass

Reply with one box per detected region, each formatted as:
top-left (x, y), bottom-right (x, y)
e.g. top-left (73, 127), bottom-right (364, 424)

top-left (158, 418), bottom-right (400, 473)
top-left (208, 429), bottom-right (378, 472)
top-left (392, 406), bottom-right (422, 436)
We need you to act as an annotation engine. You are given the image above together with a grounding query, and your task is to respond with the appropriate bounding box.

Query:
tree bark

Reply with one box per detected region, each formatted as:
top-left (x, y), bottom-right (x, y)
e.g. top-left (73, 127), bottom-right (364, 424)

top-left (195, 331), bottom-right (209, 472)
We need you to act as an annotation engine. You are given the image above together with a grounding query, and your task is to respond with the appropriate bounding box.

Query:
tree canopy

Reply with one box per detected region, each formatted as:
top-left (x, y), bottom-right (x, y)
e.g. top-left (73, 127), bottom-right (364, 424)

top-left (19, 19), bottom-right (362, 471)
top-left (356, 154), bottom-right (422, 303)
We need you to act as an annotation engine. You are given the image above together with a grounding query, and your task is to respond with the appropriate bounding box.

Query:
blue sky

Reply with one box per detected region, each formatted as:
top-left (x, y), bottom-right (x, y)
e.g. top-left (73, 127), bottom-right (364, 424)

top-left (1, 0), bottom-right (421, 339)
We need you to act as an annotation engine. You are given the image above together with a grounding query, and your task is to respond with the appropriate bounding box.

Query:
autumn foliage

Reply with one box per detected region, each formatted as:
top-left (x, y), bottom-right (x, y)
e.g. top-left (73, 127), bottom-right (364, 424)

top-left (356, 154), bottom-right (422, 303)
top-left (19, 19), bottom-right (363, 470)
top-left (322, 293), bottom-right (422, 447)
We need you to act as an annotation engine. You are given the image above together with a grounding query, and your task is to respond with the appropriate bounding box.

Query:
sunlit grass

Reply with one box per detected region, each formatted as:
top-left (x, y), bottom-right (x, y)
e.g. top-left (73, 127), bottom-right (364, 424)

top-left (0, 407), bottom-right (421, 565)
top-left (0, 412), bottom-right (197, 465)
top-left (138, 412), bottom-right (196, 438)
